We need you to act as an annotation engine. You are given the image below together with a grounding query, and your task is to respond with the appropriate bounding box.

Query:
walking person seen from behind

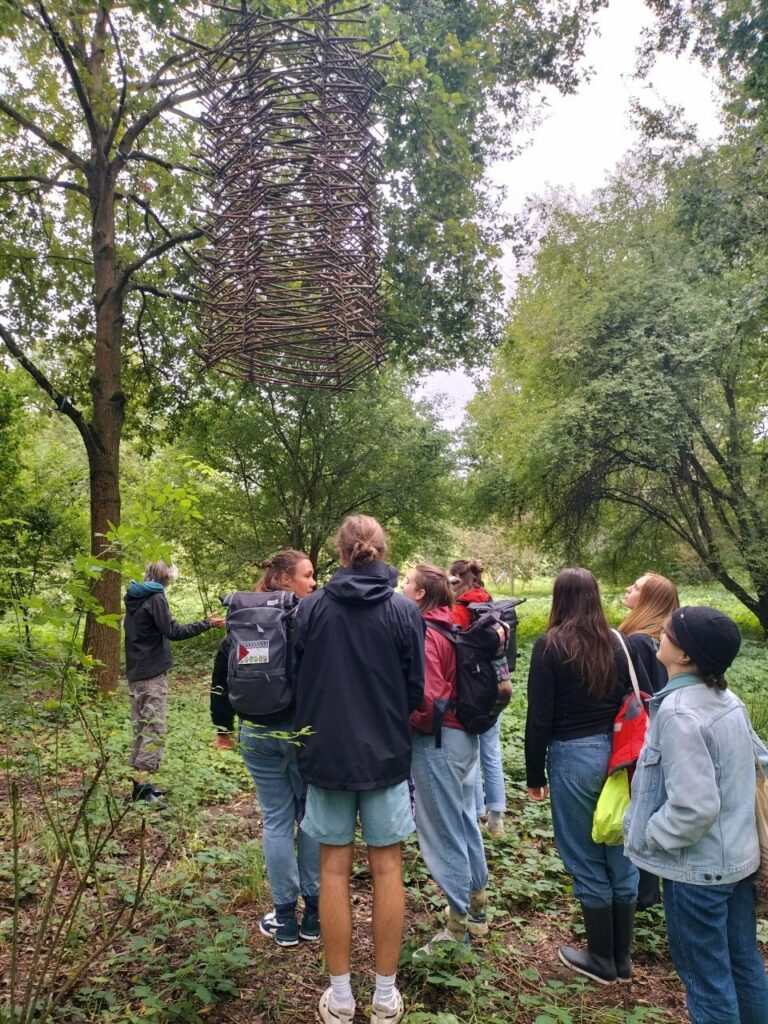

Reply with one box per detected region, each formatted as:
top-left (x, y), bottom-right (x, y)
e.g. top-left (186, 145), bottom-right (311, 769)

top-left (404, 564), bottom-right (490, 955)
top-left (293, 515), bottom-right (425, 1024)
top-left (450, 557), bottom-right (507, 837)
top-left (525, 567), bottom-right (643, 984)
top-left (624, 607), bottom-right (768, 1024)
top-left (124, 560), bottom-right (224, 805)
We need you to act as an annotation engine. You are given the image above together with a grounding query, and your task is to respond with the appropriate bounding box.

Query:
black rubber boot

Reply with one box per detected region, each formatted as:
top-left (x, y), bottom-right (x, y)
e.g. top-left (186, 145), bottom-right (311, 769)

top-left (558, 904), bottom-right (617, 985)
top-left (613, 902), bottom-right (635, 983)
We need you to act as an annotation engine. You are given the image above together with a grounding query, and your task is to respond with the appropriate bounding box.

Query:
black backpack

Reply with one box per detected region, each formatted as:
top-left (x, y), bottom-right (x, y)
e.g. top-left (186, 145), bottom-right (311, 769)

top-left (428, 610), bottom-right (512, 734)
top-left (221, 590), bottom-right (298, 722)
top-left (466, 597), bottom-right (525, 672)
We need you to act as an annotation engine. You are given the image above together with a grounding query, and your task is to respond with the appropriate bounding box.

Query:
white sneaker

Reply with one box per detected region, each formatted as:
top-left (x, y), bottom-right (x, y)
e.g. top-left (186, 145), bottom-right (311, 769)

top-left (318, 987), bottom-right (355, 1023)
top-left (371, 989), bottom-right (404, 1024)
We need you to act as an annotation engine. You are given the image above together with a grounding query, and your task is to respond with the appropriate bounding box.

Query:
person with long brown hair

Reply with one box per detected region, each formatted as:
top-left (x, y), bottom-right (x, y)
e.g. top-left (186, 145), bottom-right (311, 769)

top-left (293, 515), bottom-right (425, 1024)
top-left (525, 568), bottom-right (642, 985)
top-left (619, 572), bottom-right (679, 693)
top-left (450, 558), bottom-right (507, 836)
top-left (404, 564), bottom-right (490, 954)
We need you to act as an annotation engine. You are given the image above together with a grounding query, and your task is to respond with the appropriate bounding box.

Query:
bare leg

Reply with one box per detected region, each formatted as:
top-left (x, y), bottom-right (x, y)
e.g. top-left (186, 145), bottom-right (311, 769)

top-left (368, 843), bottom-right (405, 975)
top-left (319, 843), bottom-right (354, 975)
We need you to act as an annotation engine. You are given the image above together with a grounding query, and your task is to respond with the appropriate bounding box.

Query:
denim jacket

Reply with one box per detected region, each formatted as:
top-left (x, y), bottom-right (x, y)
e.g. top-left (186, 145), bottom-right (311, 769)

top-left (623, 673), bottom-right (765, 885)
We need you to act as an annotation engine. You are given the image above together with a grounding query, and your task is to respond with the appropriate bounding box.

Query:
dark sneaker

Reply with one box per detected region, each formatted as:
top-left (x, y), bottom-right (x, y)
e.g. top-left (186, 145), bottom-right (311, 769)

top-left (259, 910), bottom-right (299, 947)
top-left (299, 908), bottom-right (320, 941)
top-left (132, 782), bottom-right (165, 807)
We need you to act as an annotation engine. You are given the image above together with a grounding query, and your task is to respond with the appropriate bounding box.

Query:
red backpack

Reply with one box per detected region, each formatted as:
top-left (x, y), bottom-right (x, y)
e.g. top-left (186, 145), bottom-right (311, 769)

top-left (607, 630), bottom-right (651, 776)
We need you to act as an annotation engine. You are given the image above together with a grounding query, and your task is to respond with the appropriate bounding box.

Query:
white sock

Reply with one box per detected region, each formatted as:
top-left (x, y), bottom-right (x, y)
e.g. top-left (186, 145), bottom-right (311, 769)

top-left (329, 972), bottom-right (354, 1011)
top-left (373, 973), bottom-right (397, 1007)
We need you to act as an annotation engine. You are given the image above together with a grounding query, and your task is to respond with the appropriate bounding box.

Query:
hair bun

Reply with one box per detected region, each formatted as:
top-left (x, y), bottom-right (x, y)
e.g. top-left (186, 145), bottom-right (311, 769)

top-left (259, 558), bottom-right (273, 570)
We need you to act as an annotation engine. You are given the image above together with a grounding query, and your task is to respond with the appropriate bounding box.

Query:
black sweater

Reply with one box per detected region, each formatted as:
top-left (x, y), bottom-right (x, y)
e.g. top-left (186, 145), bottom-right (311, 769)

top-left (626, 632), bottom-right (668, 693)
top-left (525, 635), bottom-right (648, 788)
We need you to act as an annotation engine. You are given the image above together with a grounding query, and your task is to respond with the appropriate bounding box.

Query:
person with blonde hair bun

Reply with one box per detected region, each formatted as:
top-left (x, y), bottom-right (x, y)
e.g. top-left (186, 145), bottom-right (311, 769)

top-left (293, 515), bottom-right (425, 1024)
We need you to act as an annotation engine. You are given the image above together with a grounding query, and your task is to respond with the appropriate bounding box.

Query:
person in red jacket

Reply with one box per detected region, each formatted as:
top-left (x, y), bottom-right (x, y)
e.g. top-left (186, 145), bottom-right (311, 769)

top-left (450, 559), bottom-right (507, 836)
top-left (404, 564), bottom-right (489, 955)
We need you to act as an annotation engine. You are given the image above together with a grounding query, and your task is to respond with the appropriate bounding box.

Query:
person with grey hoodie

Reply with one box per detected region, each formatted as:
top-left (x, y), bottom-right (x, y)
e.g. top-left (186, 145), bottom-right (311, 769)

top-left (124, 560), bottom-right (224, 804)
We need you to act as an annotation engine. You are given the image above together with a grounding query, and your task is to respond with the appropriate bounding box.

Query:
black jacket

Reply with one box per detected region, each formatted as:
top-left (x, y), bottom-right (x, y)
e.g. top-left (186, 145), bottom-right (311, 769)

top-left (293, 560), bottom-right (425, 790)
top-left (626, 632), bottom-right (668, 693)
top-left (124, 585), bottom-right (211, 682)
top-left (525, 635), bottom-right (650, 789)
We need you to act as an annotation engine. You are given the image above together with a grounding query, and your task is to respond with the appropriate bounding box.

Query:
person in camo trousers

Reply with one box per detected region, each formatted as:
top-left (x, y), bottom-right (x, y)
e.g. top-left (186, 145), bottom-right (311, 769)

top-left (124, 560), bottom-right (224, 804)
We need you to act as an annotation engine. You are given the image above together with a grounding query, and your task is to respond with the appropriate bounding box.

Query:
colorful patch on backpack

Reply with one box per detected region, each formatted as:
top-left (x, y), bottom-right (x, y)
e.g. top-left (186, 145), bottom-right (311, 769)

top-left (237, 640), bottom-right (269, 665)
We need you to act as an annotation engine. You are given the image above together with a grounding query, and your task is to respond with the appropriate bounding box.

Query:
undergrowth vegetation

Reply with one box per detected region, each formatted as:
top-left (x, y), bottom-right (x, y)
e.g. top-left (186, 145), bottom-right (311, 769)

top-left (2, 580), bottom-right (766, 1023)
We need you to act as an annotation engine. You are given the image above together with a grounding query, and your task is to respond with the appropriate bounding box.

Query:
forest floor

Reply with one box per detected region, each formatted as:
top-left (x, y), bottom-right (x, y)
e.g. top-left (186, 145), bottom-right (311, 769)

top-left (3, 602), bottom-right (768, 1024)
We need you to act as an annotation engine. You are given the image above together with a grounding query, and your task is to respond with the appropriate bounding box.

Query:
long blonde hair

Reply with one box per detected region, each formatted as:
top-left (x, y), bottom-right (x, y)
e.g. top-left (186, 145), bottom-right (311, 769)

top-left (618, 572), bottom-right (679, 640)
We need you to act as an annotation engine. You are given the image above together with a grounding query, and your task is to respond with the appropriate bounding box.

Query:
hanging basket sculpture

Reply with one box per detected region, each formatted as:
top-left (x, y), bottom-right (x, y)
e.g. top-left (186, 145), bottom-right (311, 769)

top-left (199, 0), bottom-right (386, 389)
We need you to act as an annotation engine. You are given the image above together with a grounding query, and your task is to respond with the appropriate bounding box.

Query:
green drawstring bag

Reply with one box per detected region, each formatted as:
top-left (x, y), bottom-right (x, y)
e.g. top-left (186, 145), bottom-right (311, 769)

top-left (591, 768), bottom-right (630, 846)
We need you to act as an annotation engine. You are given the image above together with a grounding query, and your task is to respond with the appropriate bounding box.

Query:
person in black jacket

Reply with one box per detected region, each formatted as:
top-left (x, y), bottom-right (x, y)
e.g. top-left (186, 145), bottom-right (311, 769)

top-left (294, 515), bottom-right (425, 1024)
top-left (525, 568), bottom-right (645, 985)
top-left (124, 560), bottom-right (224, 803)
top-left (618, 571), bottom-right (679, 910)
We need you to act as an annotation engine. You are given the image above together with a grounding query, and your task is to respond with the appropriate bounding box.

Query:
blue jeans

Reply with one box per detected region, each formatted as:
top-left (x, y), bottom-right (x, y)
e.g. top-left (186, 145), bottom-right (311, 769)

top-left (548, 734), bottom-right (638, 908)
top-left (473, 718), bottom-right (507, 814)
top-left (239, 720), bottom-right (320, 907)
top-left (664, 875), bottom-right (768, 1024)
top-left (411, 728), bottom-right (489, 915)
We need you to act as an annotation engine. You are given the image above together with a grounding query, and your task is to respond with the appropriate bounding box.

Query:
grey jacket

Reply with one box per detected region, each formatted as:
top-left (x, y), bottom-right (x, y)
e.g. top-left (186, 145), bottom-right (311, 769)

top-left (623, 673), bottom-right (764, 884)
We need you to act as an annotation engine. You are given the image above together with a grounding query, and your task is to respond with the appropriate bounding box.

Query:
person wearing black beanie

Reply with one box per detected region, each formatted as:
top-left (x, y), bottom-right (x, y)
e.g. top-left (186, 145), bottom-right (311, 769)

top-left (624, 606), bottom-right (768, 1024)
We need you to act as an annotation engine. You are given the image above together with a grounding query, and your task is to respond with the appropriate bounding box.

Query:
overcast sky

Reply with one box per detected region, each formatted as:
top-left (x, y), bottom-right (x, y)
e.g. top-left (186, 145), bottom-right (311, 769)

top-left (419, 0), bottom-right (723, 429)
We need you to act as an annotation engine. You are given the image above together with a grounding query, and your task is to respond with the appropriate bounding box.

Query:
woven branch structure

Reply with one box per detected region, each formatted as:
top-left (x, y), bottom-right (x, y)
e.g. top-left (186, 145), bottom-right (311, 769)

top-left (199, 0), bottom-right (386, 389)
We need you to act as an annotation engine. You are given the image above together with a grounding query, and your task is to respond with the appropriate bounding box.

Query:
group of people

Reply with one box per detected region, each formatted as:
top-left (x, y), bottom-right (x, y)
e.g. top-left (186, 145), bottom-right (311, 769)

top-left (122, 519), bottom-right (768, 1024)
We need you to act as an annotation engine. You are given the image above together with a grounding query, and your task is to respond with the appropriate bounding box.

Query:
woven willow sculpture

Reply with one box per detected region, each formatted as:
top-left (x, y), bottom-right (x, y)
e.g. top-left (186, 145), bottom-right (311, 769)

top-left (200, 0), bottom-right (385, 389)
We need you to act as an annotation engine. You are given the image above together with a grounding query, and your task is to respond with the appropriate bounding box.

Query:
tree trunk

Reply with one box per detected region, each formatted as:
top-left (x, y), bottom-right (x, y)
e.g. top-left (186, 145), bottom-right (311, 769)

top-left (82, 159), bottom-right (125, 693)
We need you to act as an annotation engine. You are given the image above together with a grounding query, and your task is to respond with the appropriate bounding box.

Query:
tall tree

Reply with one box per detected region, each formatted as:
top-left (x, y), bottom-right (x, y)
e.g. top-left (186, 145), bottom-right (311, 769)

top-left (465, 148), bottom-right (768, 630)
top-left (0, 1), bottom-right (214, 687)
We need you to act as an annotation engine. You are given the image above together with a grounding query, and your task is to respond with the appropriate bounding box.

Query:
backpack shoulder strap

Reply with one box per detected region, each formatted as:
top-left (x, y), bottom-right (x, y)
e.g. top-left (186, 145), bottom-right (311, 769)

top-left (611, 628), bottom-right (641, 704)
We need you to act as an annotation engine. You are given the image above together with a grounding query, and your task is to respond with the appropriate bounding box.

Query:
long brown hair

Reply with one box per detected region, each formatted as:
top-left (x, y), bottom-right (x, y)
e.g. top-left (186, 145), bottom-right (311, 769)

top-left (335, 515), bottom-right (387, 567)
top-left (619, 573), bottom-right (679, 640)
top-left (254, 550), bottom-right (309, 592)
top-left (545, 568), bottom-right (617, 699)
top-left (411, 564), bottom-right (454, 614)
top-left (449, 558), bottom-right (485, 598)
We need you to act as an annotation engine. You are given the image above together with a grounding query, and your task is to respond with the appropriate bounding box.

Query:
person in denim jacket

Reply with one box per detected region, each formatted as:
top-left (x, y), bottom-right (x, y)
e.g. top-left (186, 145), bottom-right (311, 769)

top-left (624, 606), bottom-right (768, 1024)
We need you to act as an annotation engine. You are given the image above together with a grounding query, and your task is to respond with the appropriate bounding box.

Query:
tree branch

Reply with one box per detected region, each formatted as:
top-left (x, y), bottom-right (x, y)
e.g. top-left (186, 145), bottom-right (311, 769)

top-left (127, 282), bottom-right (197, 303)
top-left (0, 174), bottom-right (89, 198)
top-left (116, 229), bottom-right (203, 292)
top-left (0, 97), bottom-right (86, 171)
top-left (0, 321), bottom-right (97, 456)
top-left (36, 0), bottom-right (99, 143)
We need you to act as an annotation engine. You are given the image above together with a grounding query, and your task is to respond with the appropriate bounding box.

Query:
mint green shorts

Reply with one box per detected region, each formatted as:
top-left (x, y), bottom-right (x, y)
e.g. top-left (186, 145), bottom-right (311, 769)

top-left (301, 782), bottom-right (415, 847)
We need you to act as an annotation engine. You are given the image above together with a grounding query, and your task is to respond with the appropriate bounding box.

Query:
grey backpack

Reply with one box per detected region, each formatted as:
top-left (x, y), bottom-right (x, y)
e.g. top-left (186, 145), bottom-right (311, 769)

top-left (221, 590), bottom-right (298, 723)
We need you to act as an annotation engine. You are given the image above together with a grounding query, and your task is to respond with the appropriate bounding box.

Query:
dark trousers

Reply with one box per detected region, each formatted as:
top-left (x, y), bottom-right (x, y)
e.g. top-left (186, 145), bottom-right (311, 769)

top-left (210, 645), bottom-right (236, 733)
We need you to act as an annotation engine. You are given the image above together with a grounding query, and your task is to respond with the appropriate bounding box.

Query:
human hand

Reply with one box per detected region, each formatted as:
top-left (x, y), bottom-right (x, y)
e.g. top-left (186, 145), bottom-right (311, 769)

top-left (207, 614), bottom-right (225, 627)
top-left (527, 786), bottom-right (549, 802)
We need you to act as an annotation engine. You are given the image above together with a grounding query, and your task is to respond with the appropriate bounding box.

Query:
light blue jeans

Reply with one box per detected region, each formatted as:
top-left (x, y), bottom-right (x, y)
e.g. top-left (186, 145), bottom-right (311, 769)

top-left (548, 733), bottom-right (638, 907)
top-left (411, 728), bottom-right (489, 915)
top-left (239, 720), bottom-right (320, 908)
top-left (664, 875), bottom-right (768, 1024)
top-left (474, 717), bottom-right (507, 814)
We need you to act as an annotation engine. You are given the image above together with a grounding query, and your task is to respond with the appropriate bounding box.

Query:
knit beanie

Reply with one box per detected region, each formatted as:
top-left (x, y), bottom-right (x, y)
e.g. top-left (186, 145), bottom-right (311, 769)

top-left (669, 606), bottom-right (741, 677)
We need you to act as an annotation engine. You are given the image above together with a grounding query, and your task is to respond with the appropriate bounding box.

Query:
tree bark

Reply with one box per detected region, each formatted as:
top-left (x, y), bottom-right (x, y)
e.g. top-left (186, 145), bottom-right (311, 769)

top-left (81, 154), bottom-right (125, 693)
